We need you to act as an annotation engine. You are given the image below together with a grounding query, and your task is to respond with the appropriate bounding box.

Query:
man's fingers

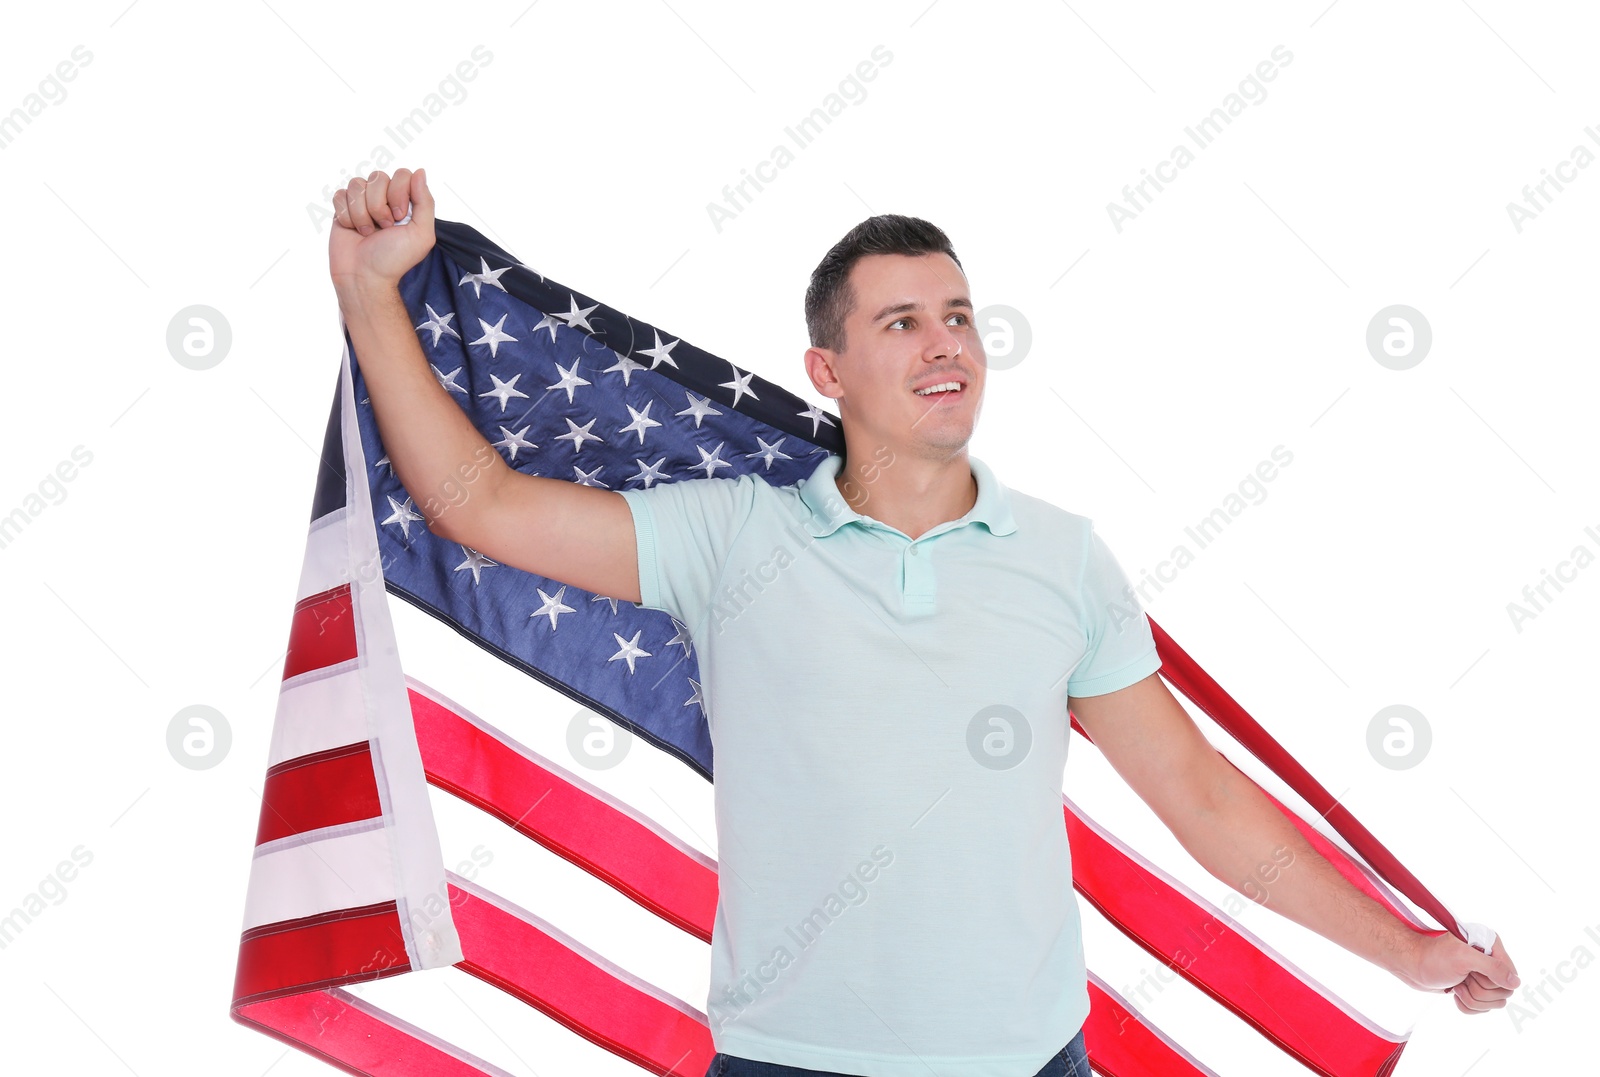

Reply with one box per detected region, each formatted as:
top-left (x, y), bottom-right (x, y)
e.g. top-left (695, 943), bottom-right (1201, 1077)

top-left (411, 167), bottom-right (434, 228)
top-left (364, 170), bottom-right (393, 228)
top-left (388, 167), bottom-right (414, 224)
top-left (1462, 971), bottom-right (1514, 1003)
top-left (344, 176), bottom-right (375, 235)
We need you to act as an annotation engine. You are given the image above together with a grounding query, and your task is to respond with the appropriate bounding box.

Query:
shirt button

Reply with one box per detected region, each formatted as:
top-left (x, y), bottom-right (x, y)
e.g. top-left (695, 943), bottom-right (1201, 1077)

top-left (909, 545), bottom-right (919, 556)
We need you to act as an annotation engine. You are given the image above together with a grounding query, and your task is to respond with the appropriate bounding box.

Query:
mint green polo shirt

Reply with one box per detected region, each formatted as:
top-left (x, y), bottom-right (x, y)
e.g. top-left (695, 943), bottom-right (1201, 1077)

top-left (617, 451), bottom-right (1161, 1077)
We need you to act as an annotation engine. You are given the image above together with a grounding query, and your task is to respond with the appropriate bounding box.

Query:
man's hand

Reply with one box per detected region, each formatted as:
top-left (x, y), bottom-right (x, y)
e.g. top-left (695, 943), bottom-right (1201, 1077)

top-left (1394, 930), bottom-right (1520, 1014)
top-left (329, 167), bottom-right (436, 299)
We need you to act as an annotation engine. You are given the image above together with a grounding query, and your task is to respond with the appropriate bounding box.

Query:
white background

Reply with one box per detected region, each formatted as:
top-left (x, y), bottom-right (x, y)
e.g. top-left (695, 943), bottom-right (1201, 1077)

top-left (1, 1), bottom-right (1594, 1074)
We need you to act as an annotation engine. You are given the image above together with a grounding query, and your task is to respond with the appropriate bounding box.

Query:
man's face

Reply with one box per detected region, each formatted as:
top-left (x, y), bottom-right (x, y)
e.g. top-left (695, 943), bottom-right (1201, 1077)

top-left (805, 251), bottom-right (985, 457)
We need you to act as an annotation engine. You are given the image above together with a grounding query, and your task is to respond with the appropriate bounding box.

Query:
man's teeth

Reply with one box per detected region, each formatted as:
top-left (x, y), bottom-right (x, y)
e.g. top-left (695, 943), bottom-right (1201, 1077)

top-left (914, 382), bottom-right (962, 396)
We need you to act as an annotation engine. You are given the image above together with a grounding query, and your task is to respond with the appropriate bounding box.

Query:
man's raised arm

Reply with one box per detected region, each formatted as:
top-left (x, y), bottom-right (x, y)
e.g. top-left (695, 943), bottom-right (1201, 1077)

top-left (328, 166), bottom-right (640, 605)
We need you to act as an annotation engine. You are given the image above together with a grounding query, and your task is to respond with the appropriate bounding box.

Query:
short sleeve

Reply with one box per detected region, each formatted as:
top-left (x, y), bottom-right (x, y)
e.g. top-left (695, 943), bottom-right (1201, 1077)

top-left (1067, 522), bottom-right (1163, 698)
top-left (616, 473), bottom-right (760, 633)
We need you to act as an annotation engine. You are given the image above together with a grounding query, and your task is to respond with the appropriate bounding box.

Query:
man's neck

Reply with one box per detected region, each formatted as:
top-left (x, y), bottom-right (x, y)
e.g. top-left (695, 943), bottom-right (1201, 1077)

top-left (835, 445), bottom-right (977, 540)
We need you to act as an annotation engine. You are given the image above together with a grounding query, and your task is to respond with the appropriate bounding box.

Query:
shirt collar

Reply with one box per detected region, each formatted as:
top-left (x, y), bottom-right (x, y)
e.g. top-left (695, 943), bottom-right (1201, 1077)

top-left (795, 451), bottom-right (1018, 538)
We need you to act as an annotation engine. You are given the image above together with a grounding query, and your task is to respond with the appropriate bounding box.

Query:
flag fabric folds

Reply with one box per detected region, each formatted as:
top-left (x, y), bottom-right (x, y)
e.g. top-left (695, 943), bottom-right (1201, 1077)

top-left (232, 218), bottom-right (1491, 1077)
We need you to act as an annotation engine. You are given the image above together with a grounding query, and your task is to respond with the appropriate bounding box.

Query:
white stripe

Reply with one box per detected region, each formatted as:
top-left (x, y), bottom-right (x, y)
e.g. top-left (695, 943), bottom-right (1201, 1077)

top-left (242, 824), bottom-right (397, 930)
top-left (268, 667), bottom-right (371, 767)
top-left (325, 988), bottom-right (522, 1077)
top-left (296, 506), bottom-right (354, 602)
top-left (407, 675), bottom-right (718, 872)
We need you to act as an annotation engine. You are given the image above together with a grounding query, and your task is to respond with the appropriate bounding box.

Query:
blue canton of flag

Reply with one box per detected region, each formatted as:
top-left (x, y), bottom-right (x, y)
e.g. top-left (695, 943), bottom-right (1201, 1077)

top-left (356, 220), bottom-right (842, 779)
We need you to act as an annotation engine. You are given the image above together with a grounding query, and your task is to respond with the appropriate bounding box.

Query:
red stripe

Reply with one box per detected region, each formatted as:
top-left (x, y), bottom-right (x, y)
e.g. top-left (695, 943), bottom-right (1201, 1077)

top-left (256, 742), bottom-right (381, 845)
top-left (1146, 616), bottom-right (1464, 943)
top-left (410, 687), bottom-right (718, 942)
top-left (451, 884), bottom-right (714, 1077)
top-left (283, 584), bottom-right (358, 681)
top-left (233, 901), bottom-right (411, 1007)
top-left (234, 991), bottom-right (496, 1077)
top-left (1084, 974), bottom-right (1217, 1077)
top-left (1065, 799), bottom-right (1405, 1077)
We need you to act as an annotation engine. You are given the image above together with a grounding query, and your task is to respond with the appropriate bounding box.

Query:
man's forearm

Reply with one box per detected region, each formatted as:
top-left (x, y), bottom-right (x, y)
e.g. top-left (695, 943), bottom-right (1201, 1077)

top-left (335, 279), bottom-right (508, 536)
top-left (1174, 759), bottom-right (1423, 978)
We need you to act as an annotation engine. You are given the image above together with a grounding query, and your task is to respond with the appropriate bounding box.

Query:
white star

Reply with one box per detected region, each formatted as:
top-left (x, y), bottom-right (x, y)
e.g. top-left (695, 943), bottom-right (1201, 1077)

top-left (494, 424), bottom-right (537, 461)
top-left (532, 311), bottom-right (563, 343)
top-left (479, 373), bottom-right (529, 412)
top-left (694, 442), bottom-right (733, 478)
top-left (381, 494), bottom-right (425, 541)
top-left (454, 545), bottom-right (497, 585)
top-left (432, 364), bottom-right (467, 394)
top-left (639, 331), bottom-right (681, 370)
top-left (603, 350), bottom-right (648, 386)
top-left (607, 629), bottom-right (653, 674)
top-left (547, 360), bottom-right (592, 403)
top-left (556, 416), bottom-right (604, 454)
top-left (552, 295), bottom-right (600, 334)
top-left (684, 677), bottom-right (703, 712)
top-left (630, 457), bottom-right (671, 488)
top-left (591, 593), bottom-right (620, 615)
top-left (677, 392), bottom-right (722, 427)
top-left (469, 313), bottom-right (518, 359)
top-left (374, 454), bottom-right (392, 473)
top-left (665, 618), bottom-right (693, 658)
top-left (414, 303), bottom-right (461, 347)
top-left (530, 585), bottom-right (577, 630)
top-left (618, 401), bottom-right (662, 444)
top-left (572, 464), bottom-right (609, 488)
top-left (745, 435), bottom-right (793, 471)
top-left (458, 257), bottom-right (513, 298)
top-left (720, 363), bottom-right (759, 407)
top-left (797, 403), bottom-right (838, 436)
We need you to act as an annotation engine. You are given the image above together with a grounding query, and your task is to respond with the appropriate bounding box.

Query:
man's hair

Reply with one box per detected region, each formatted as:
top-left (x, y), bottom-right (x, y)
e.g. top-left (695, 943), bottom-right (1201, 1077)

top-left (804, 214), bottom-right (963, 353)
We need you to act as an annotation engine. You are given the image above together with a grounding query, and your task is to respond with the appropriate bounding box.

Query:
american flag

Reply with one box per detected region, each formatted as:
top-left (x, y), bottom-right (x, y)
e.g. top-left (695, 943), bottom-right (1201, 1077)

top-left (231, 218), bottom-right (1489, 1076)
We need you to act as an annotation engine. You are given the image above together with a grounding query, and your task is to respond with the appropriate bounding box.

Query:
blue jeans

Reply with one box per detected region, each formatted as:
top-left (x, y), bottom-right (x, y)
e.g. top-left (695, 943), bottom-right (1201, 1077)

top-left (704, 1027), bottom-right (1091, 1077)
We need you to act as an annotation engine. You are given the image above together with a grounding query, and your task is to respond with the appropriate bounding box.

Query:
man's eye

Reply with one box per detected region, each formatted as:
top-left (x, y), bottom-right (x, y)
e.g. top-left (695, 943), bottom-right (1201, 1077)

top-left (947, 313), bottom-right (968, 326)
top-left (889, 318), bottom-right (909, 329)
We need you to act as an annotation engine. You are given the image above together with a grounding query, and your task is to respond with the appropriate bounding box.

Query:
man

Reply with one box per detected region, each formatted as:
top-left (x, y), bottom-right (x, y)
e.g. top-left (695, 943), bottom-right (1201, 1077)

top-left (330, 167), bottom-right (1519, 1077)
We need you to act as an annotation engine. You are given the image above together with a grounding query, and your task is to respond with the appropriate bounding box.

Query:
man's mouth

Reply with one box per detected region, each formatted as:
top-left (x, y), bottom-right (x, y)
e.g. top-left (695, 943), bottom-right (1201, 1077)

top-left (913, 381), bottom-right (964, 399)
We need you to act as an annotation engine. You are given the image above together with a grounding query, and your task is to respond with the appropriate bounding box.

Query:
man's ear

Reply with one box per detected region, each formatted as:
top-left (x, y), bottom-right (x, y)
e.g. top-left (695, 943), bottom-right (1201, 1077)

top-left (804, 345), bottom-right (844, 401)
